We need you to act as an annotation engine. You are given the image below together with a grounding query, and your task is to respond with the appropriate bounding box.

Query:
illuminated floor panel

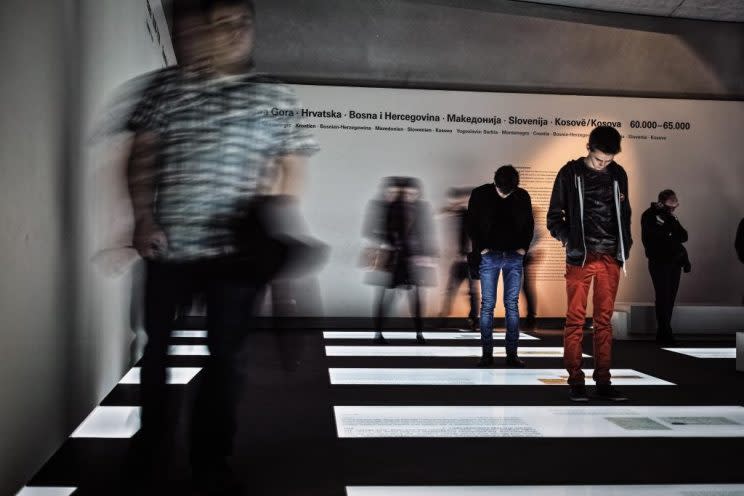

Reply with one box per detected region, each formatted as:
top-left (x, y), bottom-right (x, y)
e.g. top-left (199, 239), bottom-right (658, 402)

top-left (329, 368), bottom-right (673, 386)
top-left (118, 367), bottom-right (202, 384)
top-left (171, 330), bottom-right (208, 338)
top-left (16, 488), bottom-right (77, 496)
top-left (325, 346), bottom-right (582, 358)
top-left (70, 406), bottom-right (140, 438)
top-left (168, 344), bottom-right (210, 356)
top-left (334, 405), bottom-right (744, 438)
top-left (346, 485), bottom-right (744, 496)
top-left (323, 331), bottom-right (538, 340)
top-left (663, 348), bottom-right (736, 359)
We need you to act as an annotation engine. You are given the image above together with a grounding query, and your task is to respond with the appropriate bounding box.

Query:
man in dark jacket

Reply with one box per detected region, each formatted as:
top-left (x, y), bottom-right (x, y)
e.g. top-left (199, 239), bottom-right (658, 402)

top-left (547, 126), bottom-right (631, 402)
top-left (468, 165), bottom-right (534, 367)
top-left (641, 190), bottom-right (690, 345)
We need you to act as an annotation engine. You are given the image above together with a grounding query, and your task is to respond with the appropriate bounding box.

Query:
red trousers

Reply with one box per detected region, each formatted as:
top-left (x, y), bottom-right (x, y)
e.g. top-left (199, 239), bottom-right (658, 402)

top-left (564, 253), bottom-right (621, 385)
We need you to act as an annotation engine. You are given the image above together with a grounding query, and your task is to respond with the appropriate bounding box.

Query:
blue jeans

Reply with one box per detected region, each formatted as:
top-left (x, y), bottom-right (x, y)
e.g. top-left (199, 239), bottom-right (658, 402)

top-left (479, 250), bottom-right (523, 355)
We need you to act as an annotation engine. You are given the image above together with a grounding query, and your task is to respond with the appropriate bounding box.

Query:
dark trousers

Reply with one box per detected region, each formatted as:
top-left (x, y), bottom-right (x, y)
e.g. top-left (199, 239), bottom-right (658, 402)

top-left (374, 285), bottom-right (423, 332)
top-left (141, 259), bottom-right (260, 468)
top-left (648, 260), bottom-right (681, 339)
top-left (441, 260), bottom-right (479, 319)
top-left (521, 254), bottom-right (537, 321)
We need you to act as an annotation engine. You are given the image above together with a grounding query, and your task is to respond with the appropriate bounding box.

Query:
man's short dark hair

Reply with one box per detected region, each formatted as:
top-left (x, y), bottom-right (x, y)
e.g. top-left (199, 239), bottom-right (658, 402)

top-left (201, 0), bottom-right (255, 16)
top-left (588, 126), bottom-right (622, 155)
top-left (173, 0), bottom-right (202, 22)
top-left (493, 165), bottom-right (519, 194)
top-left (658, 189), bottom-right (676, 203)
top-left (399, 176), bottom-right (422, 191)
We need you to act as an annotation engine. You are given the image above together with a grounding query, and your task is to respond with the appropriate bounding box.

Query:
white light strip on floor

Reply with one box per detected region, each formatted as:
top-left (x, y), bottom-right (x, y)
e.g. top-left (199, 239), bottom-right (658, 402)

top-left (325, 346), bottom-right (584, 358)
top-left (334, 405), bottom-right (744, 438)
top-left (119, 367), bottom-right (202, 385)
top-left (346, 484), bottom-right (744, 496)
top-left (663, 348), bottom-right (736, 359)
top-left (71, 406), bottom-right (140, 438)
top-left (168, 344), bottom-right (210, 356)
top-left (329, 368), bottom-right (673, 386)
top-left (171, 330), bottom-right (208, 338)
top-left (323, 331), bottom-right (538, 341)
top-left (16, 488), bottom-right (77, 496)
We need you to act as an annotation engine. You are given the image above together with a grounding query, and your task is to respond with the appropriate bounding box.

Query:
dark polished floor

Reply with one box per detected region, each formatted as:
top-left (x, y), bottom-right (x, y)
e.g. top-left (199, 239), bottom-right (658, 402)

top-left (25, 322), bottom-right (744, 495)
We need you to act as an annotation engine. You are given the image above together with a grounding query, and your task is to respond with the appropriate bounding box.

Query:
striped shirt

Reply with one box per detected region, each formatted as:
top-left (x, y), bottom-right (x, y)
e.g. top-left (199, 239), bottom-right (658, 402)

top-left (128, 68), bottom-right (319, 261)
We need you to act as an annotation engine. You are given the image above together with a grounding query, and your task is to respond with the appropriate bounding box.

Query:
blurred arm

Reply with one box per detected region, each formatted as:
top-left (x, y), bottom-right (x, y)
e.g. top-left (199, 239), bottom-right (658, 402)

top-left (274, 154), bottom-right (308, 197)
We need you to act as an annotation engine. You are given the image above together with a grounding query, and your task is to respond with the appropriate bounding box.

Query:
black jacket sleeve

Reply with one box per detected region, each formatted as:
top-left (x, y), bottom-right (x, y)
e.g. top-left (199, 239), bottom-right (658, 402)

top-left (618, 166), bottom-right (633, 253)
top-left (641, 208), bottom-right (664, 254)
top-left (466, 188), bottom-right (481, 252)
top-left (547, 168), bottom-right (569, 244)
top-left (670, 216), bottom-right (688, 244)
top-left (520, 191), bottom-right (535, 252)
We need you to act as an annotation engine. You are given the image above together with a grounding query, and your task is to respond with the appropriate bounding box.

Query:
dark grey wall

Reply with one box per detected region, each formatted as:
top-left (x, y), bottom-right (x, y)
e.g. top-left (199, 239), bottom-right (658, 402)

top-left (249, 0), bottom-right (744, 99)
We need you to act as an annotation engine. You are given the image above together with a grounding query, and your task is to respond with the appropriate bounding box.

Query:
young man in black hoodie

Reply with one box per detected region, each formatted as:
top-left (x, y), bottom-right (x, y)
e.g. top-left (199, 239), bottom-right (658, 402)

top-left (641, 190), bottom-right (690, 345)
top-left (547, 126), bottom-right (632, 402)
top-left (468, 165), bottom-right (534, 367)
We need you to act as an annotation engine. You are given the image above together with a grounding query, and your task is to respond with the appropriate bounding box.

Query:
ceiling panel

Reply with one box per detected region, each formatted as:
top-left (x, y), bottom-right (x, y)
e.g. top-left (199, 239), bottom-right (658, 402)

top-left (510, 0), bottom-right (744, 22)
top-left (673, 0), bottom-right (744, 22)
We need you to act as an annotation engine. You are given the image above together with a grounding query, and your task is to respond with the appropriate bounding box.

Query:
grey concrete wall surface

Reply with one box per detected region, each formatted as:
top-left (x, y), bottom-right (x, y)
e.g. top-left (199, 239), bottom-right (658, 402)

top-left (0, 0), bottom-right (173, 493)
top-left (250, 0), bottom-right (744, 99)
top-left (0, 1), bottom-right (71, 494)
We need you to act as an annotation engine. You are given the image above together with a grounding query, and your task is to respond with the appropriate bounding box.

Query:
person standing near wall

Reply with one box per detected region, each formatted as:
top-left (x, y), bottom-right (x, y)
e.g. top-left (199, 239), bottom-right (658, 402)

top-left (371, 177), bottom-right (438, 344)
top-left (641, 190), bottom-right (690, 345)
top-left (468, 165), bottom-right (534, 368)
top-left (438, 187), bottom-right (479, 330)
top-left (126, 0), bottom-right (319, 493)
top-left (547, 126), bottom-right (632, 402)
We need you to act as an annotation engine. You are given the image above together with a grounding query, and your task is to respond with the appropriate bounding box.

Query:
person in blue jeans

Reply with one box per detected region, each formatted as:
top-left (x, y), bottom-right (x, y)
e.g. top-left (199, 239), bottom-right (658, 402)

top-left (467, 165), bottom-right (534, 367)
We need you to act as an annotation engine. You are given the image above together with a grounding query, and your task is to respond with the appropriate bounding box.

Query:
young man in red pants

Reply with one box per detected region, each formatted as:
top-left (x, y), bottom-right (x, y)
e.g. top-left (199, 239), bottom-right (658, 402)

top-left (547, 126), bottom-right (632, 402)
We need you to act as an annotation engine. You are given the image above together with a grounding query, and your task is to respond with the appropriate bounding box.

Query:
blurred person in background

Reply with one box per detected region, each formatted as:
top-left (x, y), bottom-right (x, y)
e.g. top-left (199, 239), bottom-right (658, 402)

top-left (520, 205), bottom-right (541, 331)
top-left (438, 187), bottom-right (479, 330)
top-left (364, 177), bottom-right (437, 344)
top-left (125, 0), bottom-right (319, 493)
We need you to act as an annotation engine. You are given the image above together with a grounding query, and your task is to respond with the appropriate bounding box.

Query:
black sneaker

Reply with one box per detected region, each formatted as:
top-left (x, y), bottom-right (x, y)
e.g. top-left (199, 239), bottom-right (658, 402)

top-left (373, 333), bottom-right (387, 345)
top-left (505, 353), bottom-right (526, 368)
top-left (476, 355), bottom-right (494, 368)
top-left (416, 332), bottom-right (426, 344)
top-left (569, 384), bottom-right (589, 402)
top-left (594, 384), bottom-right (628, 401)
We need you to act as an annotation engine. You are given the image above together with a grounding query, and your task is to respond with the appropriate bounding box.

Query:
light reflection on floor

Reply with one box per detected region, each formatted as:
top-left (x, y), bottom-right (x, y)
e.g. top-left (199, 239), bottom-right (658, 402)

top-left (70, 406), bottom-right (140, 438)
top-left (325, 346), bottom-right (583, 358)
top-left (346, 484), bottom-right (744, 496)
top-left (168, 344), bottom-right (210, 356)
top-left (334, 405), bottom-right (744, 438)
top-left (328, 368), bottom-right (673, 386)
top-left (663, 348), bottom-right (735, 359)
top-left (118, 367), bottom-right (202, 384)
top-left (15, 488), bottom-right (77, 496)
top-left (322, 331), bottom-right (539, 340)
